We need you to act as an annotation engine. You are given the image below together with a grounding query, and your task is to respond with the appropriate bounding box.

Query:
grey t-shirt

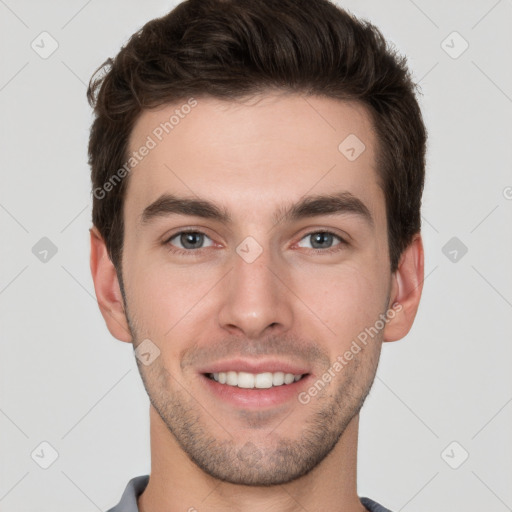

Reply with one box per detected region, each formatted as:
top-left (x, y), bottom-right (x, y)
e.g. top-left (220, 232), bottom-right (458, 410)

top-left (106, 475), bottom-right (394, 512)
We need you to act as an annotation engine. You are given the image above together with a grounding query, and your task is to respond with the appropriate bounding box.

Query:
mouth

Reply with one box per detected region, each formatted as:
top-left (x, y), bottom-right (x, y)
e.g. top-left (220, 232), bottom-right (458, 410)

top-left (203, 371), bottom-right (309, 389)
top-left (196, 358), bottom-right (313, 408)
top-left (199, 370), bottom-right (312, 409)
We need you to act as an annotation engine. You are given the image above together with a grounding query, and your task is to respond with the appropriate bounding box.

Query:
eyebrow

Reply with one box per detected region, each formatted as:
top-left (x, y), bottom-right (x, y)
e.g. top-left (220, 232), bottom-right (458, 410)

top-left (139, 191), bottom-right (374, 228)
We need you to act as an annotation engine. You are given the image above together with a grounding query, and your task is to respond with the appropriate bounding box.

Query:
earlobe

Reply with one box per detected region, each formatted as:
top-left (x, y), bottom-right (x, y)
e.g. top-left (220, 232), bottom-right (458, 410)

top-left (89, 226), bottom-right (132, 343)
top-left (383, 234), bottom-right (424, 342)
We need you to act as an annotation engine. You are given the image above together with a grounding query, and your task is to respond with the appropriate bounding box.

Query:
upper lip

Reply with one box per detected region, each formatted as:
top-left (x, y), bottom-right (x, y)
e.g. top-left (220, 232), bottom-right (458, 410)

top-left (198, 358), bottom-right (311, 376)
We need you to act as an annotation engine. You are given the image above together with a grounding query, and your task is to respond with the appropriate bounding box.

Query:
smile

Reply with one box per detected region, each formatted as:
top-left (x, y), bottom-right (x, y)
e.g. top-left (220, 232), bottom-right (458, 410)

top-left (206, 371), bottom-right (307, 389)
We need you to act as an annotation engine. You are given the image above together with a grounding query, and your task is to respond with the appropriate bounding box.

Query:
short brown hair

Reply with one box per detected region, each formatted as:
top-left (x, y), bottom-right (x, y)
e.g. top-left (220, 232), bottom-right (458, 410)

top-left (87, 0), bottom-right (426, 277)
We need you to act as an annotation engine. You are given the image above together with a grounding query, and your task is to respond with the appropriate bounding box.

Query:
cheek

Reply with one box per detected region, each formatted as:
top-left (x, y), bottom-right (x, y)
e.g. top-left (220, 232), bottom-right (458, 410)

top-left (294, 261), bottom-right (387, 343)
top-left (125, 258), bottom-right (219, 337)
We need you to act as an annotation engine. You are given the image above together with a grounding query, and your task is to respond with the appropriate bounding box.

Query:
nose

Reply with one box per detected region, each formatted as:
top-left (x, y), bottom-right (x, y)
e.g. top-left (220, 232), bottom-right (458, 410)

top-left (217, 243), bottom-right (294, 339)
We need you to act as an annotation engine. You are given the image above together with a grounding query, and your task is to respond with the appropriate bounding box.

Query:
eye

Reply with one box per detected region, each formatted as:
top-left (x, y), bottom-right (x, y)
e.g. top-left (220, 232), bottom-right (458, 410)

top-left (165, 230), bottom-right (214, 253)
top-left (163, 229), bottom-right (348, 256)
top-left (296, 231), bottom-right (346, 253)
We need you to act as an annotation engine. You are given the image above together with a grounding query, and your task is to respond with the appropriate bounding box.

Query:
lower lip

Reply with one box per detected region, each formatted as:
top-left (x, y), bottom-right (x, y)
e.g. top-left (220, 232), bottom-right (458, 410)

top-left (200, 373), bottom-right (312, 409)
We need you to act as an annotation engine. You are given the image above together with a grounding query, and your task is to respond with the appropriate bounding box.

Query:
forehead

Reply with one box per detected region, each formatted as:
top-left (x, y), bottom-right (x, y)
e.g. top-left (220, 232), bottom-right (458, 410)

top-left (124, 93), bottom-right (382, 227)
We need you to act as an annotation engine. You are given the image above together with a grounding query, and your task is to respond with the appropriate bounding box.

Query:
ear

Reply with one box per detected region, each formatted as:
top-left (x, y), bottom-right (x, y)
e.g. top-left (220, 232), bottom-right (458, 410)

top-left (383, 233), bottom-right (424, 342)
top-left (89, 226), bottom-right (132, 343)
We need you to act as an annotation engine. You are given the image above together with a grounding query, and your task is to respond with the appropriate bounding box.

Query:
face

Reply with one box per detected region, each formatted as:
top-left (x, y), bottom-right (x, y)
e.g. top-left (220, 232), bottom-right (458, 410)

top-left (120, 93), bottom-right (394, 486)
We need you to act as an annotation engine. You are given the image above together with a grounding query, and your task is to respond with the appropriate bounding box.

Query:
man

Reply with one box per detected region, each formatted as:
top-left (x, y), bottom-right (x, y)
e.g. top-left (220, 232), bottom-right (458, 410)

top-left (88, 0), bottom-right (426, 510)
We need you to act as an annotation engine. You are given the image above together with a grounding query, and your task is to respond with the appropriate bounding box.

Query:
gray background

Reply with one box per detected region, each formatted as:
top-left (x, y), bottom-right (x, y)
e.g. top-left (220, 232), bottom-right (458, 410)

top-left (1, 0), bottom-right (511, 511)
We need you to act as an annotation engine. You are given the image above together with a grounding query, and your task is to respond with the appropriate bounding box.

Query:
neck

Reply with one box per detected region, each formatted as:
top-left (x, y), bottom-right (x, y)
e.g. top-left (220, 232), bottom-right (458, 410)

top-left (138, 405), bottom-right (367, 512)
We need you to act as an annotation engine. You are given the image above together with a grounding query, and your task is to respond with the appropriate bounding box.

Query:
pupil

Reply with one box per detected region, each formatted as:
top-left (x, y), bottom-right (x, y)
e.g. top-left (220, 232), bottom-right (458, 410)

top-left (312, 232), bottom-right (332, 248)
top-left (182, 232), bottom-right (202, 249)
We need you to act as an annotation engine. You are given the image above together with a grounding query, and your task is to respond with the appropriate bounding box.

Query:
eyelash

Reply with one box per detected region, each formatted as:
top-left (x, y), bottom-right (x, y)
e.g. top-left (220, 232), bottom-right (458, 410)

top-left (163, 229), bottom-right (348, 256)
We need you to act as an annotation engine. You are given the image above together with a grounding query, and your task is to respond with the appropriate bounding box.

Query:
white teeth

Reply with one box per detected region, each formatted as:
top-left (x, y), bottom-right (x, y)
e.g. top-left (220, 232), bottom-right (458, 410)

top-left (284, 373), bottom-right (295, 384)
top-left (238, 372), bottom-right (255, 388)
top-left (210, 371), bottom-right (304, 388)
top-left (226, 371), bottom-right (238, 386)
top-left (272, 371), bottom-right (284, 386)
top-left (254, 372), bottom-right (273, 388)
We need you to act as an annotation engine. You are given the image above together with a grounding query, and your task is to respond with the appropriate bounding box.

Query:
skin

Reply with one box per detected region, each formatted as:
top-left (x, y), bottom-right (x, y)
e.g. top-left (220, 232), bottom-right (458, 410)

top-left (90, 93), bottom-right (424, 512)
